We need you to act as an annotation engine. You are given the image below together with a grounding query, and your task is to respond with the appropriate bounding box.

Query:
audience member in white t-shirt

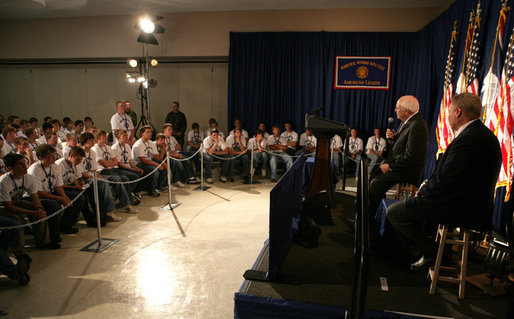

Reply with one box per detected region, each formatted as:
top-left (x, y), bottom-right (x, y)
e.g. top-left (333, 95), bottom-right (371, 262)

top-left (0, 139), bottom-right (7, 176)
top-left (110, 100), bottom-right (135, 145)
top-left (226, 128), bottom-right (250, 183)
top-left (267, 125), bottom-right (293, 182)
top-left (162, 124), bottom-right (199, 185)
top-left (0, 153), bottom-right (57, 255)
top-left (281, 121), bottom-right (299, 156)
top-left (44, 132), bottom-right (63, 160)
top-left (204, 118), bottom-right (225, 141)
top-left (1, 127), bottom-right (17, 157)
top-left (112, 129), bottom-right (144, 198)
top-left (202, 129), bottom-right (229, 183)
top-left (92, 130), bottom-right (139, 210)
top-left (344, 128), bottom-right (364, 177)
top-left (247, 130), bottom-right (268, 178)
top-left (297, 129), bottom-right (317, 156)
top-left (78, 132), bottom-right (120, 222)
top-left (228, 118), bottom-right (249, 142)
top-left (132, 125), bottom-right (167, 196)
top-left (365, 127), bottom-right (387, 174)
top-left (14, 136), bottom-right (35, 168)
top-left (25, 127), bottom-right (39, 159)
top-left (62, 133), bottom-right (78, 158)
top-left (28, 144), bottom-right (74, 243)
top-left (186, 122), bottom-right (204, 175)
top-left (258, 123), bottom-right (271, 140)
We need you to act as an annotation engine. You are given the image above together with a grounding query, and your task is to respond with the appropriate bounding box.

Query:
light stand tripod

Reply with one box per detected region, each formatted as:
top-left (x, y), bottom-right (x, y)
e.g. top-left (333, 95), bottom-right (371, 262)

top-left (134, 44), bottom-right (157, 137)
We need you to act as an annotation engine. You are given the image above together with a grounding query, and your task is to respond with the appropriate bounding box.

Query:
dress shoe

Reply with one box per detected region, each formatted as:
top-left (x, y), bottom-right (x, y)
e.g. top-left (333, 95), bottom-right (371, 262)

top-left (60, 226), bottom-right (79, 234)
top-left (410, 253), bottom-right (436, 272)
top-left (42, 242), bottom-right (61, 250)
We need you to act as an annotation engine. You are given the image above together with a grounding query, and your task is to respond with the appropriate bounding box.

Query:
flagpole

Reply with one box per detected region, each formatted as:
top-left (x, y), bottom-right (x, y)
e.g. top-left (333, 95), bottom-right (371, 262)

top-left (465, 3), bottom-right (481, 90)
top-left (460, 11), bottom-right (475, 93)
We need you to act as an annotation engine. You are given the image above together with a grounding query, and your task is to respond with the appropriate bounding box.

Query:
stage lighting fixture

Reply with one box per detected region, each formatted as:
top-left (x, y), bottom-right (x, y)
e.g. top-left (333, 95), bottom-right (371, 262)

top-left (150, 59), bottom-right (158, 67)
top-left (137, 76), bottom-right (146, 83)
top-left (128, 77), bottom-right (136, 83)
top-left (128, 59), bottom-right (138, 68)
top-left (139, 17), bottom-right (155, 33)
top-left (148, 79), bottom-right (158, 88)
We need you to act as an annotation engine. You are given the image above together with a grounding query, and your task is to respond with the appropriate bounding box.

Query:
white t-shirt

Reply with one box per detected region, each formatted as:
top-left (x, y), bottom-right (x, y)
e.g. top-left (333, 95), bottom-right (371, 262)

top-left (225, 135), bottom-right (247, 151)
top-left (112, 142), bottom-right (133, 165)
top-left (299, 133), bottom-right (317, 148)
top-left (165, 136), bottom-right (180, 153)
top-left (79, 149), bottom-right (98, 175)
top-left (267, 135), bottom-right (288, 152)
top-left (0, 173), bottom-right (39, 202)
top-left (229, 129), bottom-right (249, 139)
top-left (202, 136), bottom-right (227, 152)
top-left (261, 131), bottom-right (270, 139)
top-left (16, 130), bottom-right (27, 138)
top-left (110, 112), bottom-right (134, 132)
top-left (27, 162), bottom-right (63, 194)
top-left (36, 136), bottom-right (63, 150)
top-left (62, 145), bottom-right (72, 158)
top-left (330, 134), bottom-right (343, 151)
top-left (280, 131), bottom-right (299, 146)
top-left (247, 137), bottom-right (267, 151)
top-left (92, 144), bottom-right (117, 170)
top-left (1, 140), bottom-right (17, 157)
top-left (54, 145), bottom-right (63, 160)
top-left (204, 128), bottom-right (225, 140)
top-left (132, 138), bottom-right (157, 164)
top-left (345, 137), bottom-right (364, 155)
top-left (187, 130), bottom-right (205, 145)
top-left (365, 136), bottom-right (387, 155)
top-left (56, 158), bottom-right (81, 185)
top-left (56, 129), bottom-right (67, 141)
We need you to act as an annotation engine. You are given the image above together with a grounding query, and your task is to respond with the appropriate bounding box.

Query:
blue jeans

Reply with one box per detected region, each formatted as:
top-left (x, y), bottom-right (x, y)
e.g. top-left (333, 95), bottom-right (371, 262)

top-left (136, 162), bottom-right (167, 191)
top-left (269, 152), bottom-right (293, 179)
top-left (100, 172), bottom-right (130, 207)
top-left (228, 153), bottom-right (250, 179)
top-left (0, 216), bottom-right (19, 279)
top-left (331, 152), bottom-right (341, 175)
top-left (86, 178), bottom-right (117, 214)
top-left (203, 153), bottom-right (230, 178)
top-left (62, 189), bottom-right (86, 228)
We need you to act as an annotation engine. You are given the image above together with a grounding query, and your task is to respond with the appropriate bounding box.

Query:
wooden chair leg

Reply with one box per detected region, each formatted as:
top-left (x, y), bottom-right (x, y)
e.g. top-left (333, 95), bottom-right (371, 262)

top-left (458, 230), bottom-right (469, 299)
top-left (429, 225), bottom-right (447, 295)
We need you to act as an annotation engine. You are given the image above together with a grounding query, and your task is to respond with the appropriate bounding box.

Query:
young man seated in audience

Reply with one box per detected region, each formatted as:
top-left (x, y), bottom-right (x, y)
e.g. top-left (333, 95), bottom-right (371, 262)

top-left (74, 120), bottom-right (85, 136)
top-left (29, 117), bottom-right (41, 135)
top-left (17, 120), bottom-right (30, 138)
top-left (63, 133), bottom-right (78, 158)
top-left (2, 127), bottom-right (17, 157)
top-left (0, 216), bottom-right (30, 285)
top-left (44, 132), bottom-right (63, 160)
top-left (92, 130), bottom-right (139, 209)
top-left (162, 124), bottom-right (199, 185)
top-left (186, 122), bottom-right (204, 174)
top-left (365, 127), bottom-right (387, 174)
top-left (247, 130), bottom-right (268, 178)
top-left (79, 132), bottom-right (121, 222)
top-left (43, 116), bottom-right (52, 124)
top-left (36, 122), bottom-right (53, 145)
top-left (205, 118), bottom-right (225, 140)
top-left (132, 126), bottom-right (167, 195)
top-left (344, 128), bottom-right (363, 178)
top-left (63, 118), bottom-right (74, 135)
top-left (225, 128), bottom-right (250, 183)
top-left (267, 125), bottom-right (293, 182)
top-left (154, 134), bottom-right (178, 191)
top-left (0, 153), bottom-right (59, 251)
top-left (84, 117), bottom-right (94, 131)
top-left (112, 129), bottom-right (144, 200)
top-left (297, 129), bottom-right (317, 156)
top-left (28, 144), bottom-right (84, 240)
top-left (14, 137), bottom-right (35, 167)
top-left (51, 119), bottom-right (66, 142)
top-left (229, 118), bottom-right (249, 142)
top-left (202, 129), bottom-right (230, 183)
top-left (56, 146), bottom-right (95, 228)
top-left (258, 122), bottom-right (270, 139)
top-left (330, 134), bottom-right (343, 175)
top-left (24, 128), bottom-right (39, 158)
top-left (281, 121), bottom-right (298, 156)
top-left (11, 124), bottom-right (21, 138)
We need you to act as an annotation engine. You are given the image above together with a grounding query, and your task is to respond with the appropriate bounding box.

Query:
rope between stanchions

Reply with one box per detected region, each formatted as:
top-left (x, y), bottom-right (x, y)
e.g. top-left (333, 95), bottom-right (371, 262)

top-left (0, 182), bottom-right (92, 230)
top-left (210, 151), bottom-right (249, 160)
top-left (167, 147), bottom-right (202, 162)
top-left (262, 149), bottom-right (315, 158)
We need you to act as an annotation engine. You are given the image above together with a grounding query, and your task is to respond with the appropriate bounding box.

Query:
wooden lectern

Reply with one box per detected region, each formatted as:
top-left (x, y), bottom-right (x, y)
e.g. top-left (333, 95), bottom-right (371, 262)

top-left (304, 115), bottom-right (348, 224)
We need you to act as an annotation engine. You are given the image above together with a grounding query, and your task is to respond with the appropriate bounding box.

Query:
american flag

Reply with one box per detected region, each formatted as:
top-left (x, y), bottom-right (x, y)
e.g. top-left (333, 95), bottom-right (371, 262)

top-left (436, 21), bottom-right (458, 156)
top-left (456, 11), bottom-right (475, 94)
top-left (494, 26), bottom-right (514, 201)
top-left (482, 2), bottom-right (508, 133)
top-left (464, 5), bottom-right (481, 95)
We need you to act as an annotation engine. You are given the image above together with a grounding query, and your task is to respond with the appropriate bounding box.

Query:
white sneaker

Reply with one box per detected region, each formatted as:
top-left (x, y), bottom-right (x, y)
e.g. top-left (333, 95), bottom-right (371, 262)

top-left (107, 212), bottom-right (121, 222)
top-left (174, 181), bottom-right (185, 188)
top-left (206, 177), bottom-right (213, 184)
top-left (220, 176), bottom-right (227, 182)
top-left (261, 169), bottom-right (266, 177)
top-left (120, 206), bottom-right (138, 214)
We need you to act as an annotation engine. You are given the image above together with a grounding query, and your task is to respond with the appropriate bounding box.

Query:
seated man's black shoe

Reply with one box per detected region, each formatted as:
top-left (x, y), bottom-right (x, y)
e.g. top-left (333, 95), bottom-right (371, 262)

top-left (51, 235), bottom-right (62, 243)
top-left (43, 242), bottom-right (61, 250)
top-left (61, 226), bottom-right (79, 234)
top-left (149, 190), bottom-right (160, 197)
top-left (410, 253), bottom-right (436, 272)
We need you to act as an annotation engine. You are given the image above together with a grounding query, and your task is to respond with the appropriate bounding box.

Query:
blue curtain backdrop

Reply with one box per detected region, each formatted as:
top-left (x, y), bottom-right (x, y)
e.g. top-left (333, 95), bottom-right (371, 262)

top-left (228, 0), bottom-right (514, 176)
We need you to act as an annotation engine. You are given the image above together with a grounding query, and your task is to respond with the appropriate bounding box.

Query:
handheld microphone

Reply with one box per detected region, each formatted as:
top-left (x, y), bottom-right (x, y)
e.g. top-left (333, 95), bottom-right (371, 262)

top-left (387, 117), bottom-right (394, 142)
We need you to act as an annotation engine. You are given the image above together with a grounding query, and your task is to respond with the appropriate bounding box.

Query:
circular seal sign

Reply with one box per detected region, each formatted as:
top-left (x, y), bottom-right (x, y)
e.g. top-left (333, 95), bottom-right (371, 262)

top-left (356, 66), bottom-right (369, 79)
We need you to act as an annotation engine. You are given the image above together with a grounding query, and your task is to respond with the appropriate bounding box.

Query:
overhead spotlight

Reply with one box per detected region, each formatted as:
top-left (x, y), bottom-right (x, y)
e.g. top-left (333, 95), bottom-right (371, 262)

top-left (139, 17), bottom-right (155, 33)
top-left (137, 33), bottom-right (158, 45)
top-left (128, 59), bottom-right (138, 68)
top-left (150, 59), bottom-right (158, 67)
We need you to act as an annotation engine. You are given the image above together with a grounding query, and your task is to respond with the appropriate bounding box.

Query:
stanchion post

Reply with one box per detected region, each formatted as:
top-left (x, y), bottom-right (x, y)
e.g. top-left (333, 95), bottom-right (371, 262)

top-left (93, 173), bottom-right (102, 249)
top-left (194, 144), bottom-right (210, 191)
top-left (166, 154), bottom-right (173, 208)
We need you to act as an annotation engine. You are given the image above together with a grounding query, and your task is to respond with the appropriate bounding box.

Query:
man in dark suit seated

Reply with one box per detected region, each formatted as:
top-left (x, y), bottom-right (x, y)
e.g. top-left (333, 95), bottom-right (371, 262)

top-left (369, 95), bottom-right (429, 225)
top-left (387, 92), bottom-right (502, 271)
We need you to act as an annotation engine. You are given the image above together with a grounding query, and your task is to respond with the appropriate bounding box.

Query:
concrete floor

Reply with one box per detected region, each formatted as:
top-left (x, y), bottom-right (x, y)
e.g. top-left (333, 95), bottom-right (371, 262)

top-left (0, 178), bottom-right (274, 319)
